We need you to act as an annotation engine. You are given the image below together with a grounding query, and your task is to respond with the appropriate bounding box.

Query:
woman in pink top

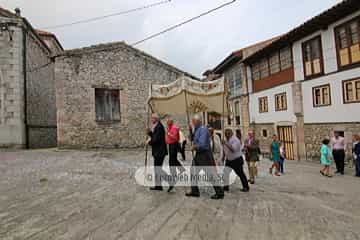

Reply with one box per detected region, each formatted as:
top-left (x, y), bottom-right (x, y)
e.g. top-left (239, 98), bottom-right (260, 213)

top-left (166, 116), bottom-right (185, 193)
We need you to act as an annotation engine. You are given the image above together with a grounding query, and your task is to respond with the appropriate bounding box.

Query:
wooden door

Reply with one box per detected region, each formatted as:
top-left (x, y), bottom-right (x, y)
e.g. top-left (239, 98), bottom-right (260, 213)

top-left (278, 126), bottom-right (295, 160)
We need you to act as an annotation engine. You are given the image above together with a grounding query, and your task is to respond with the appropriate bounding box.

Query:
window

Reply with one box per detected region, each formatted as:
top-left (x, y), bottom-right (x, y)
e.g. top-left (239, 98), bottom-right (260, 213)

top-left (302, 36), bottom-right (323, 78)
top-left (275, 92), bottom-right (287, 111)
top-left (335, 17), bottom-right (360, 68)
top-left (260, 58), bottom-right (269, 78)
top-left (269, 53), bottom-right (280, 74)
top-left (343, 78), bottom-right (360, 103)
top-left (312, 84), bottom-right (331, 107)
top-left (251, 46), bottom-right (293, 81)
top-left (234, 101), bottom-right (240, 125)
top-left (227, 104), bottom-right (233, 125)
top-left (334, 130), bottom-right (345, 138)
top-left (252, 62), bottom-right (261, 81)
top-left (95, 88), bottom-right (121, 122)
top-left (228, 69), bottom-right (242, 97)
top-left (280, 47), bottom-right (292, 70)
top-left (259, 96), bottom-right (268, 113)
top-left (262, 129), bottom-right (268, 138)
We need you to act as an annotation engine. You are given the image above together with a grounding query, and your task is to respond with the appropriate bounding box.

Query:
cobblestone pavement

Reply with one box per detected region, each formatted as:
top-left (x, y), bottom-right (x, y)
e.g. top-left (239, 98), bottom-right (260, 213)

top-left (0, 149), bottom-right (360, 240)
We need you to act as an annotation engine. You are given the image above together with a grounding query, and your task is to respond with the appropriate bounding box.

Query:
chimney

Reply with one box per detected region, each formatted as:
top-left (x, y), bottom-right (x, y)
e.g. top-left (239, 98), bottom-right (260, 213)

top-left (14, 8), bottom-right (21, 16)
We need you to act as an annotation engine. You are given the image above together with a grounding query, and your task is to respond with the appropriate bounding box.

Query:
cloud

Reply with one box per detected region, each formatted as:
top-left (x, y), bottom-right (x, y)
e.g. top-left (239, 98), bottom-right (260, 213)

top-left (0, 0), bottom-right (337, 77)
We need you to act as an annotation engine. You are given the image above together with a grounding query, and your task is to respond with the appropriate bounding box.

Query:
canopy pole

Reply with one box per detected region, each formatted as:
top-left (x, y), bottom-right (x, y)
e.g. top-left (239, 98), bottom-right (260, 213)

top-left (145, 84), bottom-right (153, 179)
top-left (184, 90), bottom-right (190, 125)
top-left (222, 94), bottom-right (225, 140)
top-left (145, 104), bottom-right (150, 167)
top-left (222, 80), bottom-right (227, 140)
top-left (184, 90), bottom-right (194, 158)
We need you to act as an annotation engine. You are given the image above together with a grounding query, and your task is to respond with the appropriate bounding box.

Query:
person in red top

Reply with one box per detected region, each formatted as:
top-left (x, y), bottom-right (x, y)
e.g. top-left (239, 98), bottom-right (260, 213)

top-left (166, 116), bottom-right (185, 193)
top-left (166, 118), bottom-right (180, 144)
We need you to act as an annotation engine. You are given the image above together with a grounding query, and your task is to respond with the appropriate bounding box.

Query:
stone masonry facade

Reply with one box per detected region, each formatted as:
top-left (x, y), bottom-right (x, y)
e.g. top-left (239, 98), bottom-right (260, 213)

top-left (0, 8), bottom-right (60, 148)
top-left (0, 16), bottom-right (25, 148)
top-left (304, 123), bottom-right (360, 162)
top-left (55, 42), bottom-right (193, 149)
top-left (26, 29), bottom-right (57, 148)
top-left (251, 123), bottom-right (276, 155)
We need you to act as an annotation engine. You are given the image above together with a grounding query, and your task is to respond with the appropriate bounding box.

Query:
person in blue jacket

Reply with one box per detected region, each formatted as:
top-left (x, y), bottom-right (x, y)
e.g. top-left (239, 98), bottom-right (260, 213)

top-left (320, 138), bottom-right (332, 177)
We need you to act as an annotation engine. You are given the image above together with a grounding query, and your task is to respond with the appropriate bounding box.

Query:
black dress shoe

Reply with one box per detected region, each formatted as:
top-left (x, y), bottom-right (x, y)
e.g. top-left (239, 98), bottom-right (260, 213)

top-left (167, 186), bottom-right (174, 193)
top-left (240, 188), bottom-right (250, 192)
top-left (150, 187), bottom-right (163, 191)
top-left (249, 180), bottom-right (255, 184)
top-left (223, 186), bottom-right (230, 192)
top-left (211, 194), bottom-right (224, 200)
top-left (185, 192), bottom-right (200, 198)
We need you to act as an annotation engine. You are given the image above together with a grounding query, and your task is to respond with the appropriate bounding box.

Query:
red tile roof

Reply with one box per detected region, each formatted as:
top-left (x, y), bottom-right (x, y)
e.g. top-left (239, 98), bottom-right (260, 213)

top-left (211, 35), bottom-right (280, 74)
top-left (36, 29), bottom-right (56, 37)
top-left (36, 29), bottom-right (64, 51)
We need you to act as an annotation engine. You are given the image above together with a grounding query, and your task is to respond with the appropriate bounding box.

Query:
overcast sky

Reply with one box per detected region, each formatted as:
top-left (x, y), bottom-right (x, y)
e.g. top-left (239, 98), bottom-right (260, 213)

top-left (1, 0), bottom-right (339, 77)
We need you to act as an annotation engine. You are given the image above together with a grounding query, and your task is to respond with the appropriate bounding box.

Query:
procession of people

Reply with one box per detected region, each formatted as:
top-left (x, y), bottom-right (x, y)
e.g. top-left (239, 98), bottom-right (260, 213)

top-left (146, 113), bottom-right (260, 200)
top-left (146, 111), bottom-right (360, 200)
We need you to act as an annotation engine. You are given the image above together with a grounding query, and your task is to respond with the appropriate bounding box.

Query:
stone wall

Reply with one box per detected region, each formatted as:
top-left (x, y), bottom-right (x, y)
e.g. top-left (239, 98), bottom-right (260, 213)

top-left (26, 28), bottom-right (57, 148)
top-left (0, 18), bottom-right (25, 148)
top-left (304, 122), bottom-right (360, 162)
top-left (55, 42), bottom-right (187, 149)
top-left (0, 15), bottom-right (58, 149)
top-left (251, 123), bottom-right (276, 154)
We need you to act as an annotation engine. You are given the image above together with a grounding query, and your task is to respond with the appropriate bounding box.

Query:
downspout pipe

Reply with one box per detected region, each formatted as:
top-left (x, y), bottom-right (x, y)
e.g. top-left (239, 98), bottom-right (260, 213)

top-left (22, 25), bottom-right (29, 149)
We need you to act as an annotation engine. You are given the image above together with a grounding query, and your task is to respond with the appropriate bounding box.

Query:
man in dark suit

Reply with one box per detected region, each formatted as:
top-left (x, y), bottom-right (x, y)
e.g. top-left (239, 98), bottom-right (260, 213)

top-left (147, 113), bottom-right (168, 191)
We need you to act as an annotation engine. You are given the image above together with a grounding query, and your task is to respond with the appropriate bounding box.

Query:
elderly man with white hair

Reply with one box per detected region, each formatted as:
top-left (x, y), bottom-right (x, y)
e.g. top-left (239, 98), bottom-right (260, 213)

top-left (185, 114), bottom-right (224, 200)
top-left (147, 113), bottom-right (168, 191)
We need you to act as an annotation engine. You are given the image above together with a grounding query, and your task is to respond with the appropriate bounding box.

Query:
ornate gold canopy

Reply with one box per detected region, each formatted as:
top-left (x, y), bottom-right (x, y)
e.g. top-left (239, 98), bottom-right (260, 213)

top-left (148, 76), bottom-right (228, 117)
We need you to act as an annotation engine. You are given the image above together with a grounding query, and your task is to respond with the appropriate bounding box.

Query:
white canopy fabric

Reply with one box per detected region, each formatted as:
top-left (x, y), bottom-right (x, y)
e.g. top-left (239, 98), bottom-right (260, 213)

top-left (148, 76), bottom-right (228, 117)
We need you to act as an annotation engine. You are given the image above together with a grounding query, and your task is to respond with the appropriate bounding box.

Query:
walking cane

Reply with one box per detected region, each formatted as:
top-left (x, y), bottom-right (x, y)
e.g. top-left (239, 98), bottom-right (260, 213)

top-left (145, 106), bottom-right (150, 171)
top-left (144, 107), bottom-right (150, 186)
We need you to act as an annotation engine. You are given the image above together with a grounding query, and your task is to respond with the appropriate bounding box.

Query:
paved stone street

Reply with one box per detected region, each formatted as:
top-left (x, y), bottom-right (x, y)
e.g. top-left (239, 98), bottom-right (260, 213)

top-left (0, 149), bottom-right (359, 240)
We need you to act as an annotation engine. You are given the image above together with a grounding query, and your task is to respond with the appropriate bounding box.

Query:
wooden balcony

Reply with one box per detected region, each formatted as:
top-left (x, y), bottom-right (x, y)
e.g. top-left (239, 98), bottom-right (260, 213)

top-left (253, 68), bottom-right (294, 92)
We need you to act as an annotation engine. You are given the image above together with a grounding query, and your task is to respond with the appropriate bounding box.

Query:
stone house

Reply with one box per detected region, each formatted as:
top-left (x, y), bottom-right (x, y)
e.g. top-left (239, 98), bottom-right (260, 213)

top-left (54, 42), bottom-right (196, 149)
top-left (0, 7), bottom-right (63, 148)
